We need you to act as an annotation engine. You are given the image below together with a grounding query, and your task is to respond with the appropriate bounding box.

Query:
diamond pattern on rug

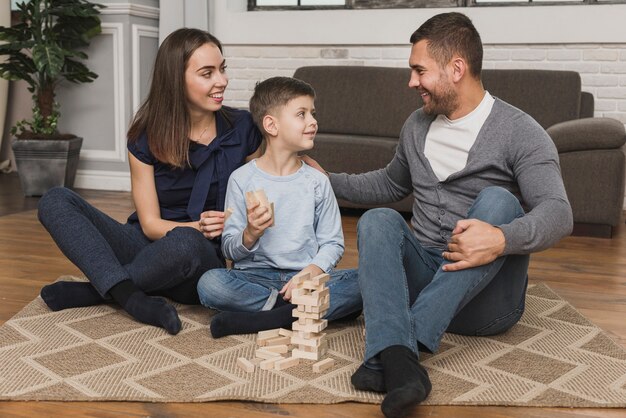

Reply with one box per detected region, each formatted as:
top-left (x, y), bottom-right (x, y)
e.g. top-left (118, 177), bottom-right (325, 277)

top-left (32, 342), bottom-right (127, 378)
top-left (0, 281), bottom-right (625, 407)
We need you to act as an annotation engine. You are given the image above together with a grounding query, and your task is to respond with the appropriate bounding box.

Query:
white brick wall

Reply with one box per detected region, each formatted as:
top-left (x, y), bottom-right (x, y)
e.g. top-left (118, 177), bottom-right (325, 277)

top-left (223, 43), bottom-right (626, 126)
top-left (223, 43), bottom-right (626, 209)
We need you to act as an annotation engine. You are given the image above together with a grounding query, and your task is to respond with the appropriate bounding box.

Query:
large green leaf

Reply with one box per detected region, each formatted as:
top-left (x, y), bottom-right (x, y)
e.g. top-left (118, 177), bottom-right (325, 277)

top-left (32, 43), bottom-right (65, 80)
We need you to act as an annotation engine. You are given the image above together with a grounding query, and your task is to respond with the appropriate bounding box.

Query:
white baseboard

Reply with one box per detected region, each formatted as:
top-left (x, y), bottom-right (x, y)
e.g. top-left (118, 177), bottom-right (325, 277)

top-left (75, 169), bottom-right (131, 191)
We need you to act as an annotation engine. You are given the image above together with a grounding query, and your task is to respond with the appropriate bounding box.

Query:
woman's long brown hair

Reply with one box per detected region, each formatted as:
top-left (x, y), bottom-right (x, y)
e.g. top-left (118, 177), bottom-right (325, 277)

top-left (127, 28), bottom-right (225, 168)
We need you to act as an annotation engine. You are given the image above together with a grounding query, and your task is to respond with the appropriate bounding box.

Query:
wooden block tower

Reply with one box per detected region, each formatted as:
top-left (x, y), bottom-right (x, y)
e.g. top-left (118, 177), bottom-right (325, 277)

top-left (289, 272), bottom-right (330, 361)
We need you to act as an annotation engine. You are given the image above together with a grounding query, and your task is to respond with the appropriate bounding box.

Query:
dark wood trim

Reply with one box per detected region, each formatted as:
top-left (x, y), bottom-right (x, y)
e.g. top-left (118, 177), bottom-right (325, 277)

top-left (571, 222), bottom-right (613, 239)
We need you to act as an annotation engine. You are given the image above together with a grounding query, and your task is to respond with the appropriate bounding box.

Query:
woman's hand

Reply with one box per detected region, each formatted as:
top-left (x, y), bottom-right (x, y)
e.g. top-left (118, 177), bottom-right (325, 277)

top-left (199, 210), bottom-right (225, 239)
top-left (279, 264), bottom-right (324, 301)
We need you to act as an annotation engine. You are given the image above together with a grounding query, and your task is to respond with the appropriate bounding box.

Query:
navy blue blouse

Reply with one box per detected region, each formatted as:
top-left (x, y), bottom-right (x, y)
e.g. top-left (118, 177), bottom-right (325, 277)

top-left (127, 107), bottom-right (262, 225)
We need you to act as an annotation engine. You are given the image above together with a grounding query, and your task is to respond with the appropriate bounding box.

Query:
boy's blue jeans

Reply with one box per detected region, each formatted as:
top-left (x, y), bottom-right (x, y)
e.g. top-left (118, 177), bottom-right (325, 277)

top-left (358, 187), bottom-right (529, 368)
top-left (197, 268), bottom-right (363, 321)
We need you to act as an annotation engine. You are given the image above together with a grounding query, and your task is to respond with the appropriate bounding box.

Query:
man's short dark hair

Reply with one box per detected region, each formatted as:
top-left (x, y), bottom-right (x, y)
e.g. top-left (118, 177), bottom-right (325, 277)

top-left (249, 76), bottom-right (316, 135)
top-left (410, 12), bottom-right (483, 79)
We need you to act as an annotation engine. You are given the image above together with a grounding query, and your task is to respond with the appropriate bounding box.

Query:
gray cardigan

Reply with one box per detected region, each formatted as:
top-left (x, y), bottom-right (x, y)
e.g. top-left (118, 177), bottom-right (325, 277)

top-left (330, 98), bottom-right (573, 255)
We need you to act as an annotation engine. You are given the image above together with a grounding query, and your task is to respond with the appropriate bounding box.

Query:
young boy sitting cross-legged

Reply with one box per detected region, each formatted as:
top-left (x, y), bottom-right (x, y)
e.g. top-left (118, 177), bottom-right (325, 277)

top-left (197, 76), bottom-right (362, 337)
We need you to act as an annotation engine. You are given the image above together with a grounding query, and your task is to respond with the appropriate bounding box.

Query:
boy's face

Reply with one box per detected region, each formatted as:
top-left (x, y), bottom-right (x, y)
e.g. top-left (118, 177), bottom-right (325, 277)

top-left (272, 95), bottom-right (317, 152)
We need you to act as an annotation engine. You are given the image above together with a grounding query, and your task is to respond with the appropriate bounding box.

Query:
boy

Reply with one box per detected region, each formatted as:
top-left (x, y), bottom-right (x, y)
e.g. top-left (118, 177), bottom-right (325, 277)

top-left (197, 77), bottom-right (362, 337)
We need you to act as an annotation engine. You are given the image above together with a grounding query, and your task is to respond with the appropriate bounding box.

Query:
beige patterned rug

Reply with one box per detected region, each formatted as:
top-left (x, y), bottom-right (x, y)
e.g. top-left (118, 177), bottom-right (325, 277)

top-left (1, 279), bottom-right (625, 407)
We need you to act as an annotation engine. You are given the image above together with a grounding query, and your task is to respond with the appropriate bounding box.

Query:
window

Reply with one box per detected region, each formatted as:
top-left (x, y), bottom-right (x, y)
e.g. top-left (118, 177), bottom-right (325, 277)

top-left (249, 0), bottom-right (624, 9)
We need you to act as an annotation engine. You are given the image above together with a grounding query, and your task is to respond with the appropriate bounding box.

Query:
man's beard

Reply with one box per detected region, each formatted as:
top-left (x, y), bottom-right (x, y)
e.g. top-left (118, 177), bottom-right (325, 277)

top-left (422, 78), bottom-right (459, 116)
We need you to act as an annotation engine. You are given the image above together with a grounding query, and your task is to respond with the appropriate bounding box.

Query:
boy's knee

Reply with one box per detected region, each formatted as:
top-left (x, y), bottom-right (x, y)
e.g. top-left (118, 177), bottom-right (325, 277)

top-left (196, 269), bottom-right (233, 309)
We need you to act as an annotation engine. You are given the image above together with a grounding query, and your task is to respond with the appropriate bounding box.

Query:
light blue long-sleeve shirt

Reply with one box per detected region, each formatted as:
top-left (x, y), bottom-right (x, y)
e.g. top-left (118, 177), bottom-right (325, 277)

top-left (222, 159), bottom-right (344, 272)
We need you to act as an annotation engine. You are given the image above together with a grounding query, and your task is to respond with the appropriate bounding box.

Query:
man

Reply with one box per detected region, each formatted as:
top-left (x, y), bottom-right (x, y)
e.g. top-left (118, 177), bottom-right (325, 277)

top-left (305, 12), bottom-right (572, 418)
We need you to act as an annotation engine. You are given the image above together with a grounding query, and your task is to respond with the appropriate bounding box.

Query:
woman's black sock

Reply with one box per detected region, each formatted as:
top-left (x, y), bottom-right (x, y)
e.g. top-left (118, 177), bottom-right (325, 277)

top-left (210, 303), bottom-right (296, 338)
top-left (40, 281), bottom-right (104, 311)
top-left (380, 345), bottom-right (431, 418)
top-left (109, 280), bottom-right (181, 335)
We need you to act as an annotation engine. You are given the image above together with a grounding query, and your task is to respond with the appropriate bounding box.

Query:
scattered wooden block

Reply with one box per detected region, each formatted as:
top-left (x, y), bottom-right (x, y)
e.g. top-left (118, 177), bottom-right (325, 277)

top-left (255, 349), bottom-right (283, 360)
top-left (312, 358), bottom-right (334, 373)
top-left (265, 335), bottom-right (291, 346)
top-left (274, 356), bottom-right (300, 371)
top-left (262, 344), bottom-right (290, 354)
top-left (278, 328), bottom-right (293, 337)
top-left (258, 329), bottom-right (280, 339)
top-left (237, 357), bottom-right (255, 373)
top-left (260, 356), bottom-right (281, 370)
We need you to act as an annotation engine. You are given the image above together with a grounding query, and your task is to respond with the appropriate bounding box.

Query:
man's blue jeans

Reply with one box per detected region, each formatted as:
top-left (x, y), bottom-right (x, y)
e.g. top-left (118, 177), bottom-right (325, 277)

top-left (197, 268), bottom-right (362, 321)
top-left (358, 187), bottom-right (529, 367)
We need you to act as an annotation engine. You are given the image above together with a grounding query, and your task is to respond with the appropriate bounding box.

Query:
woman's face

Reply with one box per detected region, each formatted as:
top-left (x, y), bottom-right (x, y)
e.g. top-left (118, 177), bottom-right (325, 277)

top-left (184, 42), bottom-right (228, 116)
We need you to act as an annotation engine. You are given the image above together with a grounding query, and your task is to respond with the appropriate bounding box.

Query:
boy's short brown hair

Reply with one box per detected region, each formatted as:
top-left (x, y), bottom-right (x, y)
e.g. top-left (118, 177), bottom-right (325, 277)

top-left (249, 76), bottom-right (315, 136)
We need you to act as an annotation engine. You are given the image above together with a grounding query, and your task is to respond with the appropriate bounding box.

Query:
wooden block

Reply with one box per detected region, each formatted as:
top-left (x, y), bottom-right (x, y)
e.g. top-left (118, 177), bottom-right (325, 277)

top-left (258, 329), bottom-right (281, 339)
top-left (257, 329), bottom-right (281, 346)
top-left (312, 358), bottom-right (335, 373)
top-left (291, 271), bottom-right (311, 285)
top-left (262, 344), bottom-right (289, 354)
top-left (250, 357), bottom-right (263, 366)
top-left (291, 333), bottom-right (326, 347)
top-left (223, 207), bottom-right (234, 222)
top-left (311, 273), bottom-right (330, 286)
top-left (245, 190), bottom-right (259, 207)
top-left (260, 356), bottom-right (281, 370)
top-left (278, 328), bottom-right (293, 337)
top-left (291, 288), bottom-right (310, 298)
top-left (292, 348), bottom-right (322, 361)
top-left (310, 301), bottom-right (330, 314)
top-left (274, 356), bottom-right (300, 371)
top-left (292, 309), bottom-right (323, 320)
top-left (265, 335), bottom-right (291, 346)
top-left (292, 319), bottom-right (327, 333)
top-left (255, 349), bottom-right (282, 360)
top-left (291, 296), bottom-right (320, 311)
top-left (237, 357), bottom-right (255, 373)
top-left (312, 288), bottom-right (329, 300)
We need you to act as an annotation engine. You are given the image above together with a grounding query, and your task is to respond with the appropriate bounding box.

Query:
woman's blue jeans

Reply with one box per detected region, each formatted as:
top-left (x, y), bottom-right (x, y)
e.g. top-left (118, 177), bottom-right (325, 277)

top-left (197, 267), bottom-right (363, 321)
top-left (357, 187), bottom-right (529, 368)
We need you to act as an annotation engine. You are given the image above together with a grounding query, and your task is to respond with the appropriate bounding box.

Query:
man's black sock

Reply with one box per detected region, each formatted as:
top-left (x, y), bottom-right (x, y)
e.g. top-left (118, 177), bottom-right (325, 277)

top-left (40, 281), bottom-right (104, 311)
top-left (351, 364), bottom-right (386, 393)
top-left (109, 280), bottom-right (181, 335)
top-left (380, 345), bottom-right (431, 418)
top-left (210, 303), bottom-right (296, 338)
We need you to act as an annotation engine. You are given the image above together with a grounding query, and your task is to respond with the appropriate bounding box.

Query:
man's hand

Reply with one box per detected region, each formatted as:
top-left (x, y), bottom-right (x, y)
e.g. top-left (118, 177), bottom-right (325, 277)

top-left (442, 219), bottom-right (506, 272)
top-left (242, 200), bottom-right (273, 249)
top-left (300, 155), bottom-right (328, 177)
top-left (279, 264), bottom-right (324, 301)
top-left (199, 210), bottom-right (225, 239)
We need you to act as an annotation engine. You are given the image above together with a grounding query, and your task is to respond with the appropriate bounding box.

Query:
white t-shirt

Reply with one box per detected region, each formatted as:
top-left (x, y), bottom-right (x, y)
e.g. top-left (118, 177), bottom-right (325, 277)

top-left (424, 92), bottom-right (495, 181)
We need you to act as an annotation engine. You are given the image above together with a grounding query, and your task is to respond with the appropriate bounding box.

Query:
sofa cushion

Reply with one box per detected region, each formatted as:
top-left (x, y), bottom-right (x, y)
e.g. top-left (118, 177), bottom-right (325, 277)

top-left (482, 69), bottom-right (581, 129)
top-left (294, 66), bottom-right (418, 138)
top-left (306, 133), bottom-right (398, 174)
top-left (547, 118), bottom-right (626, 153)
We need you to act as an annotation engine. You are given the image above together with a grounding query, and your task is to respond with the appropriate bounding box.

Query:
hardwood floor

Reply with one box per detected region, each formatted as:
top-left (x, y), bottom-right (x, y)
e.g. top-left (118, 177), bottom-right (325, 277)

top-left (1, 172), bottom-right (625, 417)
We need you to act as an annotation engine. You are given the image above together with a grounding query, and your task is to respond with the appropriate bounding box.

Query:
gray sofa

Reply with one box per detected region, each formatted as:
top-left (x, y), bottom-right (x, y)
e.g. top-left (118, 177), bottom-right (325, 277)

top-left (293, 66), bottom-right (626, 238)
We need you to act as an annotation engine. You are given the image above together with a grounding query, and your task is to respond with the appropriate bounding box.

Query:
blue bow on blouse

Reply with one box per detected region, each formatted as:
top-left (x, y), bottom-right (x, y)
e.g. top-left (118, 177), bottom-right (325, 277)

top-left (186, 126), bottom-right (240, 221)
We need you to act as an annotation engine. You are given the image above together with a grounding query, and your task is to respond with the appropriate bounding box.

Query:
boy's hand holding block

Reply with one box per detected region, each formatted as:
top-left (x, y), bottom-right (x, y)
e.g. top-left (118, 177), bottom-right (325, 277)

top-left (245, 189), bottom-right (274, 227)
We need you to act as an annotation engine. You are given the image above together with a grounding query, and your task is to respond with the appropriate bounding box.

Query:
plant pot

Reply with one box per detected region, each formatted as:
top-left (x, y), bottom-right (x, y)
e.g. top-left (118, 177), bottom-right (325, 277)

top-left (11, 136), bottom-right (83, 196)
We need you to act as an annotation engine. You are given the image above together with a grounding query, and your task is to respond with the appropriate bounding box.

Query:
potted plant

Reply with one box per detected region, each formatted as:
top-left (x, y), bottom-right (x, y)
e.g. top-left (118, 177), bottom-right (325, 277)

top-left (0, 0), bottom-right (103, 196)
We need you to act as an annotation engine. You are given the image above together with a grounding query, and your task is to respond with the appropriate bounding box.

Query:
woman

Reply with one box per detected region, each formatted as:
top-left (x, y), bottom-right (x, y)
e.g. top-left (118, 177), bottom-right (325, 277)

top-left (37, 28), bottom-right (262, 335)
